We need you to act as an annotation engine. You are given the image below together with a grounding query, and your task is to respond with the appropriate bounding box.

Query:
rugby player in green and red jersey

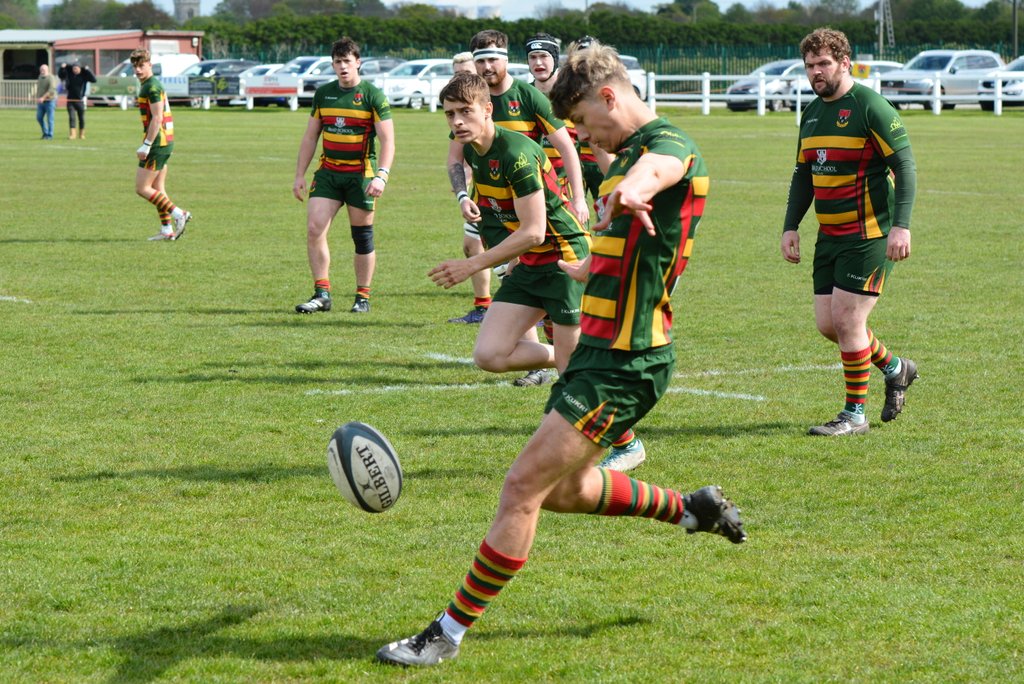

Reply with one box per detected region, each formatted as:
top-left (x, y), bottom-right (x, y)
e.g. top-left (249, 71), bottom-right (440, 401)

top-left (428, 72), bottom-right (589, 381)
top-left (131, 48), bottom-right (191, 242)
top-left (293, 37), bottom-right (395, 314)
top-left (781, 28), bottom-right (919, 436)
top-left (377, 41), bottom-right (744, 669)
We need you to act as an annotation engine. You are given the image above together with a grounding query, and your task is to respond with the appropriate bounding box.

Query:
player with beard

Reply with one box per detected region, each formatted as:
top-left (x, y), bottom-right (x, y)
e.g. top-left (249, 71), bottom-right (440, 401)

top-left (781, 27), bottom-right (919, 435)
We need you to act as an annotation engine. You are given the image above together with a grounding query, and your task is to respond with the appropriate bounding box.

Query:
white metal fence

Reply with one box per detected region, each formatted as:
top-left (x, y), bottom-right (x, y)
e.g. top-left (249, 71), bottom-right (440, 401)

top-left (645, 70), bottom-right (1023, 118)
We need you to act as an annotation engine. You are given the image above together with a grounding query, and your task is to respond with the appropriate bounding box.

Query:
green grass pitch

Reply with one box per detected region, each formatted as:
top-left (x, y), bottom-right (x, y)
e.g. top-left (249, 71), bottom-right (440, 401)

top-left (1, 103), bottom-right (1022, 682)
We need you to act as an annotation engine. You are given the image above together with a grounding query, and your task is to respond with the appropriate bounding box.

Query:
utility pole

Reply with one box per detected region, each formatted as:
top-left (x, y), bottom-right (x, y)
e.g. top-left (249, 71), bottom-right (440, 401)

top-left (877, 0), bottom-right (896, 58)
top-left (1014, 0), bottom-right (1019, 59)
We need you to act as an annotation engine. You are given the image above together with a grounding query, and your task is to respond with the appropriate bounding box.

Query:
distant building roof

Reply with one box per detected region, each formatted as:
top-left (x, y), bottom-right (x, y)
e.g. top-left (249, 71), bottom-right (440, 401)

top-left (0, 30), bottom-right (138, 44)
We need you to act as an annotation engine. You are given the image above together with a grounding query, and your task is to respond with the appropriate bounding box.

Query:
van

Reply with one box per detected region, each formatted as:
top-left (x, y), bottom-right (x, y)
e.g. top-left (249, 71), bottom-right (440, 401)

top-left (91, 53), bottom-right (200, 105)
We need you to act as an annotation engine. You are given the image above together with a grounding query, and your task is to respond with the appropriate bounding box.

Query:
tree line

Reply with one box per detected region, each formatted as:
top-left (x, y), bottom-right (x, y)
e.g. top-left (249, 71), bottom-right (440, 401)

top-left (1, 0), bottom-right (1018, 58)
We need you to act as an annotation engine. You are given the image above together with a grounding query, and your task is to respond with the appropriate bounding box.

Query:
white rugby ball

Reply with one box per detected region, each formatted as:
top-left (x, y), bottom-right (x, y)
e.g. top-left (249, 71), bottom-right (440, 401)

top-left (327, 421), bottom-right (402, 513)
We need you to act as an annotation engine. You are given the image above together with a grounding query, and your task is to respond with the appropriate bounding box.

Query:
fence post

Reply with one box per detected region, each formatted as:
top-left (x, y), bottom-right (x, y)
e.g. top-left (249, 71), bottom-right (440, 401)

top-left (702, 72), bottom-right (710, 116)
top-left (794, 86), bottom-right (801, 126)
top-left (757, 72), bottom-right (766, 116)
top-left (647, 71), bottom-right (655, 109)
top-left (931, 72), bottom-right (942, 115)
top-left (995, 74), bottom-right (1003, 116)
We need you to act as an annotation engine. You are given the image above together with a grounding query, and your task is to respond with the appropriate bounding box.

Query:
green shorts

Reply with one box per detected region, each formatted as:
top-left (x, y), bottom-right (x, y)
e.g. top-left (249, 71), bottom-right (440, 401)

top-left (582, 160), bottom-right (603, 202)
top-left (546, 344), bottom-right (675, 448)
top-left (309, 167), bottom-right (376, 210)
top-left (813, 234), bottom-right (894, 296)
top-left (139, 143), bottom-right (173, 171)
top-left (493, 263), bottom-right (584, 326)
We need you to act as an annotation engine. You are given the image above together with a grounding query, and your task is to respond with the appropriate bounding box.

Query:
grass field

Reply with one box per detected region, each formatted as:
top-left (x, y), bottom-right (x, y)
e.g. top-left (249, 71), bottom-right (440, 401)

top-left (1, 103), bottom-right (1022, 683)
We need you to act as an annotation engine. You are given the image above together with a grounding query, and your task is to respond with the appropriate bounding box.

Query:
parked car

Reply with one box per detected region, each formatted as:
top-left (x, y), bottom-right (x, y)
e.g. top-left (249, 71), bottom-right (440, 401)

top-left (881, 49), bottom-right (1005, 109)
top-left (620, 55), bottom-right (648, 99)
top-left (90, 53), bottom-right (199, 106)
top-left (275, 55), bottom-right (333, 103)
top-left (228, 63), bottom-right (284, 106)
top-left (726, 59), bottom-right (809, 112)
top-left (180, 59), bottom-right (259, 78)
top-left (790, 59), bottom-right (904, 101)
top-left (300, 56), bottom-right (407, 97)
top-left (508, 62), bottom-right (532, 82)
top-left (374, 58), bottom-right (454, 109)
top-left (978, 55), bottom-right (1024, 110)
top-left (850, 59), bottom-right (904, 89)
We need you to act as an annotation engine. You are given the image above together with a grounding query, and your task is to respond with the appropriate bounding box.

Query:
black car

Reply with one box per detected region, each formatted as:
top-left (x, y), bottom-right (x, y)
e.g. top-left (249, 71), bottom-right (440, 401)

top-left (180, 59), bottom-right (260, 78)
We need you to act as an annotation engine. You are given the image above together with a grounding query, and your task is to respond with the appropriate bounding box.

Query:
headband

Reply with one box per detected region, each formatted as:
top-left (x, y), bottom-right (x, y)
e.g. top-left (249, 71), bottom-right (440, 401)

top-left (473, 47), bottom-right (508, 61)
top-left (526, 38), bottom-right (559, 62)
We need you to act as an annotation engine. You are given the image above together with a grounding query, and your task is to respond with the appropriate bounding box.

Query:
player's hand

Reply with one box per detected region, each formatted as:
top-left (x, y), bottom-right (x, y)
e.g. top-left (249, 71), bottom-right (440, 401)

top-left (429, 259), bottom-right (477, 289)
top-left (781, 230), bottom-right (800, 263)
top-left (558, 255), bottom-right (591, 283)
top-left (460, 198), bottom-right (481, 222)
top-left (136, 141), bottom-right (151, 161)
top-left (887, 226), bottom-right (911, 261)
top-left (367, 176), bottom-right (385, 198)
top-left (593, 187), bottom-right (655, 236)
top-left (292, 177), bottom-right (306, 202)
top-left (571, 195), bottom-right (590, 226)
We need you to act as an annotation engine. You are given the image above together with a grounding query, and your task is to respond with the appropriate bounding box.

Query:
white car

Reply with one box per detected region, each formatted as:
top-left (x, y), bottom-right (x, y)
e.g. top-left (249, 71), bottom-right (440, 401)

top-left (978, 55), bottom-right (1024, 111)
top-left (620, 55), bottom-right (648, 99)
top-left (229, 63), bottom-right (284, 106)
top-left (881, 49), bottom-right (1005, 109)
top-left (374, 58), bottom-right (454, 109)
top-left (791, 59), bottom-right (904, 101)
top-left (726, 59), bottom-right (810, 112)
top-left (275, 56), bottom-right (334, 103)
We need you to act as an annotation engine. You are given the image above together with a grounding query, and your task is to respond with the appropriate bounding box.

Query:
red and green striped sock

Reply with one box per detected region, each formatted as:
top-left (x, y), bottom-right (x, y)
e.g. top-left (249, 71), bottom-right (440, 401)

top-left (841, 347), bottom-right (871, 416)
top-left (146, 191), bottom-right (176, 214)
top-left (355, 286), bottom-right (371, 300)
top-left (445, 539), bottom-right (526, 631)
top-left (590, 468), bottom-right (686, 524)
top-left (314, 278), bottom-right (330, 296)
top-left (611, 429), bottom-right (636, 449)
top-left (474, 296), bottom-right (491, 310)
top-left (868, 329), bottom-right (900, 376)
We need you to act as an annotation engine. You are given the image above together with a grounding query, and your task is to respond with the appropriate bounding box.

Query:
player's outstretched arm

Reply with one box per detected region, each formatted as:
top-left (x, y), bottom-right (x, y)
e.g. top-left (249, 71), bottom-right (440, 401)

top-left (593, 152), bottom-right (685, 234)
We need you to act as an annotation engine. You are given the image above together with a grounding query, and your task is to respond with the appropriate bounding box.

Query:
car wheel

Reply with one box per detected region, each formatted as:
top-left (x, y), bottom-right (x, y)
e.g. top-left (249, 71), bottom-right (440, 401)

top-left (767, 98), bottom-right (785, 112)
top-left (409, 93), bottom-right (425, 110)
top-left (980, 100), bottom-right (995, 111)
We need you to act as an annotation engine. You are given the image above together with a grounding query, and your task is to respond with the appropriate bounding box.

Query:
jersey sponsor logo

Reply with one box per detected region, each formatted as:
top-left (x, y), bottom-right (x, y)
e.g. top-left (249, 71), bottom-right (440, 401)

top-left (511, 152), bottom-right (530, 173)
top-left (816, 149), bottom-right (828, 165)
top-left (353, 92), bottom-right (363, 105)
top-left (489, 159), bottom-right (500, 180)
top-left (889, 115), bottom-right (906, 135)
top-left (837, 108), bottom-right (852, 128)
top-left (507, 100), bottom-right (521, 116)
top-left (487, 197), bottom-right (501, 211)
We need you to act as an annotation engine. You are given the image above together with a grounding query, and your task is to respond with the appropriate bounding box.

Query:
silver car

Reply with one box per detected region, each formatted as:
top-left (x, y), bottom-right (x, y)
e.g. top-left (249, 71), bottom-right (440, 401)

top-left (881, 49), bottom-right (1005, 109)
top-left (978, 55), bottom-right (1024, 111)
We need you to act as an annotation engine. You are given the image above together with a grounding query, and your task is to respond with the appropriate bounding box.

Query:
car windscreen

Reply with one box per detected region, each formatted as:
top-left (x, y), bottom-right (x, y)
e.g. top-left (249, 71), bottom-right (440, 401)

top-left (389, 64), bottom-right (428, 77)
top-left (754, 62), bottom-right (795, 76)
top-left (281, 59), bottom-right (318, 75)
top-left (904, 54), bottom-right (953, 71)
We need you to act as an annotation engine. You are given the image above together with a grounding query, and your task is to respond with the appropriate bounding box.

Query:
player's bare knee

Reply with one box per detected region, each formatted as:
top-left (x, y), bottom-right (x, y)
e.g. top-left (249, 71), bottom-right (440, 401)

top-left (473, 348), bottom-right (506, 373)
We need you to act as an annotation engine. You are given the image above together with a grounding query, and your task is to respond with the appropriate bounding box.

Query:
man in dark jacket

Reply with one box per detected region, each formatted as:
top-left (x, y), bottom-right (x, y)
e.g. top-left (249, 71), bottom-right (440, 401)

top-left (58, 62), bottom-right (96, 139)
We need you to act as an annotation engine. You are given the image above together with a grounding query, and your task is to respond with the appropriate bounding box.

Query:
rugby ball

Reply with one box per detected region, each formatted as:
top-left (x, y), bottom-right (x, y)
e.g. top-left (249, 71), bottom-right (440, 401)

top-left (327, 422), bottom-right (402, 513)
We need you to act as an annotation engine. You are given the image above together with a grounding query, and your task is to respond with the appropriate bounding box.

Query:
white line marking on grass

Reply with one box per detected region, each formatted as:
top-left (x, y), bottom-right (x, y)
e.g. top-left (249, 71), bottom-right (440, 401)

top-left (674, 363), bottom-right (840, 379)
top-left (307, 382), bottom-right (497, 396)
top-left (1, 295), bottom-right (32, 304)
top-left (424, 352), bottom-right (475, 365)
top-left (667, 387), bottom-right (766, 402)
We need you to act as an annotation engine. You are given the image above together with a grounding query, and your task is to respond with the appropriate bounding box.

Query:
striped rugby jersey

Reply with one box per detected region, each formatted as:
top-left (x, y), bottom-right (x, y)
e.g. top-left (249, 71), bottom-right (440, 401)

top-left (581, 118), bottom-right (709, 352)
top-left (492, 80), bottom-right (566, 178)
top-left (465, 126), bottom-right (588, 269)
top-left (311, 80), bottom-right (391, 176)
top-left (136, 77), bottom-right (173, 146)
top-left (792, 83), bottom-right (910, 239)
